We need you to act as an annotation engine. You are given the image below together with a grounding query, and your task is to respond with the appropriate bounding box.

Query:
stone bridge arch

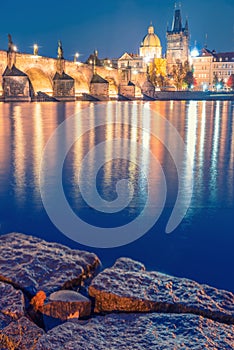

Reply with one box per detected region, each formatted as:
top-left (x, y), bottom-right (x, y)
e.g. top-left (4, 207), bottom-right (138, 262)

top-left (25, 67), bottom-right (53, 95)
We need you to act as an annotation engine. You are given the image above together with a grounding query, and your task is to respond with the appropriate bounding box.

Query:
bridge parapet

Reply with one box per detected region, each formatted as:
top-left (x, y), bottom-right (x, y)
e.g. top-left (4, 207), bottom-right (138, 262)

top-left (0, 50), bottom-right (121, 99)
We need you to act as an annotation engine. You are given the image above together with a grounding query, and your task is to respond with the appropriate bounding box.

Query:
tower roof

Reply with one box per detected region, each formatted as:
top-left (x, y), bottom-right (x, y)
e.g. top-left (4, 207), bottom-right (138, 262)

top-left (53, 71), bottom-right (74, 81)
top-left (167, 8), bottom-right (188, 36)
top-left (91, 74), bottom-right (108, 84)
top-left (172, 9), bottom-right (182, 32)
top-left (3, 64), bottom-right (27, 77)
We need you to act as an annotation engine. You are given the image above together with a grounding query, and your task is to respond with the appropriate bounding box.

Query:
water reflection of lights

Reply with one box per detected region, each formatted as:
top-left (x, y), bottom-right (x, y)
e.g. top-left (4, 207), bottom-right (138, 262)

top-left (104, 102), bottom-right (114, 186)
top-left (209, 101), bottom-right (221, 202)
top-left (186, 101), bottom-right (198, 169)
top-left (198, 101), bottom-right (206, 166)
top-left (13, 105), bottom-right (26, 204)
top-left (32, 103), bottom-right (44, 200)
top-left (0, 105), bottom-right (11, 180)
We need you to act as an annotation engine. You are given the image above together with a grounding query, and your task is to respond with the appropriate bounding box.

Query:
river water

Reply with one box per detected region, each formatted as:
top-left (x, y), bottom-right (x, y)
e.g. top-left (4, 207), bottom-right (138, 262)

top-left (0, 101), bottom-right (233, 291)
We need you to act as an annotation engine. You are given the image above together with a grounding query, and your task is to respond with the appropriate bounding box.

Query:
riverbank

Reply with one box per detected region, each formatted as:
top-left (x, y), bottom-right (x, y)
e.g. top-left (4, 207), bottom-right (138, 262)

top-left (0, 91), bottom-right (234, 102)
top-left (153, 90), bottom-right (234, 101)
top-left (0, 233), bottom-right (233, 349)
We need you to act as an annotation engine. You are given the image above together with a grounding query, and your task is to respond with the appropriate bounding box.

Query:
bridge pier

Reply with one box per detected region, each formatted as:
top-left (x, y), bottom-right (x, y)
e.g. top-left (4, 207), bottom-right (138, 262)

top-left (2, 66), bottom-right (32, 102)
top-left (52, 72), bottom-right (75, 101)
top-left (2, 35), bottom-right (32, 102)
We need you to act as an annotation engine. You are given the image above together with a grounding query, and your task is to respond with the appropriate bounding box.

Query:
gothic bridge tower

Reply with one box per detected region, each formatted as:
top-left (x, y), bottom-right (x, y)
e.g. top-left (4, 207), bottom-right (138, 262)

top-left (166, 7), bottom-right (189, 72)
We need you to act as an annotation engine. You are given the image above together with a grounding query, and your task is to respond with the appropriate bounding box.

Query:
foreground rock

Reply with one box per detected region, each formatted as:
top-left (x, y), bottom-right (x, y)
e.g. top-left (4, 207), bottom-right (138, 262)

top-left (0, 233), bottom-right (101, 296)
top-left (35, 290), bottom-right (92, 331)
top-left (89, 258), bottom-right (234, 324)
top-left (41, 290), bottom-right (91, 320)
top-left (0, 316), bottom-right (44, 350)
top-left (35, 313), bottom-right (234, 349)
top-left (0, 282), bottom-right (25, 330)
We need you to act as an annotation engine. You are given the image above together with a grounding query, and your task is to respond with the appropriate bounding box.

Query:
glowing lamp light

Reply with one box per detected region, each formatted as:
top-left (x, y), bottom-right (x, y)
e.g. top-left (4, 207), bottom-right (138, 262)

top-left (13, 45), bottom-right (17, 52)
top-left (217, 84), bottom-right (221, 90)
top-left (74, 52), bottom-right (80, 64)
top-left (203, 84), bottom-right (207, 91)
top-left (132, 70), bottom-right (138, 75)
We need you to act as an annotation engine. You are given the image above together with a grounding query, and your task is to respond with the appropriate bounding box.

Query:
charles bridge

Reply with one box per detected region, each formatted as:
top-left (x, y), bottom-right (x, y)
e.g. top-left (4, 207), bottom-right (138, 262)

top-left (0, 37), bottom-right (148, 102)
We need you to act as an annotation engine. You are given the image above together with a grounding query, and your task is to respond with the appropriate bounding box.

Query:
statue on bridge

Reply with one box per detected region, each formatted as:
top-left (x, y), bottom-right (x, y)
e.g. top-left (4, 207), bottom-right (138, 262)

top-left (8, 34), bottom-right (14, 53)
top-left (57, 40), bottom-right (64, 59)
top-left (7, 34), bottom-right (16, 69)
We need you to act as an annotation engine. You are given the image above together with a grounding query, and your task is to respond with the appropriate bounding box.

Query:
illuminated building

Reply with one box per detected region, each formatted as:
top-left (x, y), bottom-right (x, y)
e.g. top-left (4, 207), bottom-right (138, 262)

top-left (192, 48), bottom-right (234, 90)
top-left (166, 8), bottom-right (189, 71)
top-left (139, 23), bottom-right (162, 60)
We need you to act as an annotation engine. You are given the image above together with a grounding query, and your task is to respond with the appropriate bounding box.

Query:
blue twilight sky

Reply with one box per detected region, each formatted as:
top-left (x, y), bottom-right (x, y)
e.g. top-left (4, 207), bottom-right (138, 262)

top-left (0, 0), bottom-right (233, 61)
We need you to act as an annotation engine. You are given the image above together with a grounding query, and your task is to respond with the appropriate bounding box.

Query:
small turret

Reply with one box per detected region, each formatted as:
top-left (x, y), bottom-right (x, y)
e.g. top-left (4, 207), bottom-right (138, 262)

top-left (185, 18), bottom-right (189, 34)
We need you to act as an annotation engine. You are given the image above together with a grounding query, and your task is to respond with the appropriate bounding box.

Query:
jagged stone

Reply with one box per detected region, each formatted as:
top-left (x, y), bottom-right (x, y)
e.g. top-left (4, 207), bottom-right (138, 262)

top-left (89, 258), bottom-right (234, 324)
top-left (112, 257), bottom-right (145, 272)
top-left (0, 282), bottom-right (25, 330)
top-left (0, 316), bottom-right (44, 350)
top-left (0, 233), bottom-right (101, 296)
top-left (41, 290), bottom-right (91, 320)
top-left (0, 313), bottom-right (12, 331)
top-left (35, 313), bottom-right (234, 349)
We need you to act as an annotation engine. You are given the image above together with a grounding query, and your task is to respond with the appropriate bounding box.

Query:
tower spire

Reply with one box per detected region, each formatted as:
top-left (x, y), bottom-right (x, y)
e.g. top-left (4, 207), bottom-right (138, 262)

top-left (204, 33), bottom-right (208, 48)
top-left (172, 8), bottom-right (182, 32)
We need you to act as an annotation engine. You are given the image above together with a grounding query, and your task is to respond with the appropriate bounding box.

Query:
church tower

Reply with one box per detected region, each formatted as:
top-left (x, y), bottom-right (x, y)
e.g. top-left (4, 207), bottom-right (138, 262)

top-left (166, 7), bottom-right (189, 71)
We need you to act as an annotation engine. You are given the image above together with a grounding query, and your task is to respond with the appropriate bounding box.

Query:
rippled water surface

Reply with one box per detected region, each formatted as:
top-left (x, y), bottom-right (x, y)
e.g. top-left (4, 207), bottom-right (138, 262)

top-left (0, 101), bottom-right (233, 291)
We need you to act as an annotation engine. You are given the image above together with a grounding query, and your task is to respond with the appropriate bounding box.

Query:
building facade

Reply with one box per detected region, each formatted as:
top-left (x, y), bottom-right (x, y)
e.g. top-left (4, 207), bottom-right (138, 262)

top-left (212, 52), bottom-right (234, 88)
top-left (118, 53), bottom-right (144, 71)
top-left (191, 48), bottom-right (214, 89)
top-left (192, 49), bottom-right (234, 90)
